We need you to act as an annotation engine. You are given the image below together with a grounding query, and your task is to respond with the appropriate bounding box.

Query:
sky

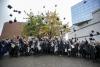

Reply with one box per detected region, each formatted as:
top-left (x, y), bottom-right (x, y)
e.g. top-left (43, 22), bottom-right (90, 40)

top-left (0, 0), bottom-right (82, 35)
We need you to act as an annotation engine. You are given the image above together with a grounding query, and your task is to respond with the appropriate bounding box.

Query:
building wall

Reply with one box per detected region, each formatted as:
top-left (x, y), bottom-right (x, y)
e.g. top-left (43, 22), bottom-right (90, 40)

top-left (71, 0), bottom-right (100, 24)
top-left (68, 22), bottom-right (100, 41)
top-left (92, 9), bottom-right (100, 23)
top-left (68, 9), bottom-right (100, 42)
top-left (0, 22), bottom-right (25, 40)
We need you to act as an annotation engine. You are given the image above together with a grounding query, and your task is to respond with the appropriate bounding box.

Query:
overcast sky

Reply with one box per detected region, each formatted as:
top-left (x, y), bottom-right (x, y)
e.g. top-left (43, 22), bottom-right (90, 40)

top-left (0, 0), bottom-right (82, 35)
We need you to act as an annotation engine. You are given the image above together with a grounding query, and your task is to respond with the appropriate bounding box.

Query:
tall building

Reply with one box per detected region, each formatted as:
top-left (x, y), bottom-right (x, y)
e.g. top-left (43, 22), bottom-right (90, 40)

top-left (71, 0), bottom-right (100, 24)
top-left (69, 0), bottom-right (100, 41)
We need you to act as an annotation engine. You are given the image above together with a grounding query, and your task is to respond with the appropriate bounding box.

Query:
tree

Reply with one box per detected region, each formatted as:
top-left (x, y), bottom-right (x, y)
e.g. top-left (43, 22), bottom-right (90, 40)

top-left (22, 10), bottom-right (70, 39)
top-left (22, 11), bottom-right (49, 38)
top-left (44, 11), bottom-right (70, 38)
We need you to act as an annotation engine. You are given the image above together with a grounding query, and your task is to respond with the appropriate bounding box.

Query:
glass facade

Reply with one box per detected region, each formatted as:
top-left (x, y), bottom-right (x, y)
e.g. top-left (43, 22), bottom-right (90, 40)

top-left (71, 0), bottom-right (100, 24)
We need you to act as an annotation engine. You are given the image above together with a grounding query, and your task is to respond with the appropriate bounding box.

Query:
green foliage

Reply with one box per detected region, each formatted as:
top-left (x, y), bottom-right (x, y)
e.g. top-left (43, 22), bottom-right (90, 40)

top-left (22, 11), bottom-right (70, 38)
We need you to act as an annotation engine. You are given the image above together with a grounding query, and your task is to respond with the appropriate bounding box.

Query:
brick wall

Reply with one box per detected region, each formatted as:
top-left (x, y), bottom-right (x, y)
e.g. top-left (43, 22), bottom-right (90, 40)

top-left (0, 22), bottom-right (25, 40)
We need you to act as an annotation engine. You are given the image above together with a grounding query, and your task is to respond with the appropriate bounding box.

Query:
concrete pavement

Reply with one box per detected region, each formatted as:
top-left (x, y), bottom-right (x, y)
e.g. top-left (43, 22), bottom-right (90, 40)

top-left (0, 55), bottom-right (100, 67)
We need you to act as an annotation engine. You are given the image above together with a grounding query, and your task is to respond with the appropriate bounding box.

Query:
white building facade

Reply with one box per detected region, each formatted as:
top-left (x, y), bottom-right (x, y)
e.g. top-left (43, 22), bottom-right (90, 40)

top-left (68, 4), bottom-right (100, 41)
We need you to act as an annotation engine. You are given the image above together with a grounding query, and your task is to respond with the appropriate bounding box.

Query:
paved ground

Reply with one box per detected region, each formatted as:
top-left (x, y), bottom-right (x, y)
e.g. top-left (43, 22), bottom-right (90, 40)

top-left (0, 55), bottom-right (100, 67)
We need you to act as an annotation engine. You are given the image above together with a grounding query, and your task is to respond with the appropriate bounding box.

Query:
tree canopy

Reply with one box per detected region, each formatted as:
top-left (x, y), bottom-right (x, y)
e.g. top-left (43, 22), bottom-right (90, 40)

top-left (22, 11), bottom-right (70, 39)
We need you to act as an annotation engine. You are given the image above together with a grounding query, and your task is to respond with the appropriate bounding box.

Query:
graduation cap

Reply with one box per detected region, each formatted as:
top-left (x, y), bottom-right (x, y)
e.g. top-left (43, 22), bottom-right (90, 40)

top-left (9, 14), bottom-right (13, 17)
top-left (28, 23), bottom-right (30, 25)
top-left (13, 10), bottom-right (18, 12)
top-left (91, 30), bottom-right (94, 33)
top-left (18, 11), bottom-right (21, 14)
top-left (55, 4), bottom-right (57, 7)
top-left (97, 32), bottom-right (100, 35)
top-left (14, 18), bottom-right (17, 22)
top-left (63, 17), bottom-right (66, 20)
top-left (42, 17), bottom-right (44, 20)
top-left (84, 1), bottom-right (87, 4)
top-left (90, 33), bottom-right (93, 37)
top-left (74, 30), bottom-right (76, 32)
top-left (43, 6), bottom-right (45, 8)
top-left (9, 20), bottom-right (13, 23)
top-left (73, 28), bottom-right (76, 32)
top-left (89, 38), bottom-right (92, 40)
top-left (7, 5), bottom-right (12, 9)
top-left (41, 13), bottom-right (44, 15)
top-left (56, 17), bottom-right (59, 21)
top-left (89, 38), bottom-right (94, 40)
top-left (63, 25), bottom-right (66, 28)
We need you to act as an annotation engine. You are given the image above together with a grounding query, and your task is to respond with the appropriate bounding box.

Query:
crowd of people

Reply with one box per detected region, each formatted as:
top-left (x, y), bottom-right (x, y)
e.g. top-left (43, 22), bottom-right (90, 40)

top-left (0, 36), bottom-right (100, 61)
